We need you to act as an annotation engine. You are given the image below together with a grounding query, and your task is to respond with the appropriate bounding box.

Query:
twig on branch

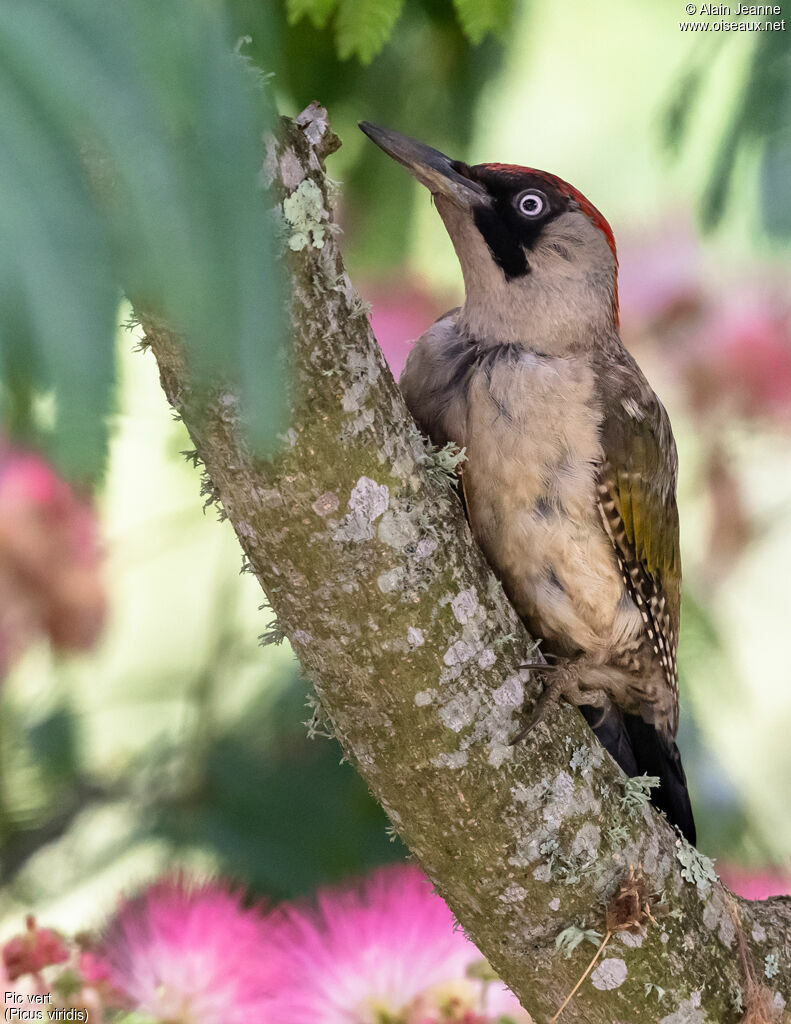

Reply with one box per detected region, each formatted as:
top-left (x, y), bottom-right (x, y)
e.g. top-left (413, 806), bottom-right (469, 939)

top-left (139, 103), bottom-right (791, 1024)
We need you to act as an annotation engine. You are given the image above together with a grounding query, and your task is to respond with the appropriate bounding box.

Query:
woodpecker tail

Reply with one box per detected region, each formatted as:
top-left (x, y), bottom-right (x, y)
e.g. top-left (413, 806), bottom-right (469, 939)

top-left (580, 707), bottom-right (697, 846)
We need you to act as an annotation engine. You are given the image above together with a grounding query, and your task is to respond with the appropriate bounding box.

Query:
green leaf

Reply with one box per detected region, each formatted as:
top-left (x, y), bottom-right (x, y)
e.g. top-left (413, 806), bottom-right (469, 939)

top-left (554, 924), bottom-right (602, 959)
top-left (287, 0), bottom-right (340, 30)
top-left (0, 33), bottom-right (117, 478)
top-left (334, 0), bottom-right (405, 63)
top-left (452, 0), bottom-right (513, 45)
top-left (661, 63), bottom-right (706, 156)
top-left (0, 0), bottom-right (286, 479)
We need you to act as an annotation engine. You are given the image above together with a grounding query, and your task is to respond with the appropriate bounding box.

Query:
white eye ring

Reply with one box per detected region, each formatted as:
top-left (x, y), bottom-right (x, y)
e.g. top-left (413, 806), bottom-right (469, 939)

top-left (517, 190), bottom-right (547, 218)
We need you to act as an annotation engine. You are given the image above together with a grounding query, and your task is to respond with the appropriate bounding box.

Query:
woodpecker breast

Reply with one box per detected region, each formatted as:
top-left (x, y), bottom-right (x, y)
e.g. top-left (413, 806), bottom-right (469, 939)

top-left (401, 310), bottom-right (678, 736)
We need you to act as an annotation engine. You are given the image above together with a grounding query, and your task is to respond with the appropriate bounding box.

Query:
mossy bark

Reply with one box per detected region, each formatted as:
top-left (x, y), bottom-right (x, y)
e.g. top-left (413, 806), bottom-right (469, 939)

top-left (141, 105), bottom-right (791, 1024)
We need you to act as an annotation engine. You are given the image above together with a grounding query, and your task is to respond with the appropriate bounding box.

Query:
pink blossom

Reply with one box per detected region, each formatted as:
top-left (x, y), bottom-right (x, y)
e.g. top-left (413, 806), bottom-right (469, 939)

top-left (98, 875), bottom-right (272, 1024)
top-left (364, 280), bottom-right (449, 377)
top-left (262, 864), bottom-right (531, 1024)
top-left (0, 444), bottom-right (105, 672)
top-left (720, 866), bottom-right (791, 901)
top-left (78, 950), bottom-right (113, 986)
top-left (688, 294), bottom-right (791, 418)
top-left (618, 224), bottom-right (704, 329)
top-left (2, 916), bottom-right (69, 981)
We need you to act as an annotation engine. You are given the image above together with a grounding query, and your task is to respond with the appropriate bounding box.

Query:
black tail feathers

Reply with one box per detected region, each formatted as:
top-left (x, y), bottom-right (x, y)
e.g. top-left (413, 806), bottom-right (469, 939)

top-left (580, 706), bottom-right (697, 846)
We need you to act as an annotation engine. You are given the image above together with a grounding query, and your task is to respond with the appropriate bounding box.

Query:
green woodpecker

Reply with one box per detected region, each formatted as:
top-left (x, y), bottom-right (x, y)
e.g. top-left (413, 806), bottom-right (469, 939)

top-left (360, 122), bottom-right (696, 845)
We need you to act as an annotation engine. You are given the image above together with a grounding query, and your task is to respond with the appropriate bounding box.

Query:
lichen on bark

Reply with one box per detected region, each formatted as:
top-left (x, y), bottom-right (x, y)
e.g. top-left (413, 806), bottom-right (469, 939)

top-left (140, 104), bottom-right (791, 1024)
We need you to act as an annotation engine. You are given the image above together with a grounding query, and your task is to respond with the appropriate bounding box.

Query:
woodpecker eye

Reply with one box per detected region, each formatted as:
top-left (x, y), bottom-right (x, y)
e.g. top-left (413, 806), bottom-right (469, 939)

top-left (516, 190), bottom-right (548, 218)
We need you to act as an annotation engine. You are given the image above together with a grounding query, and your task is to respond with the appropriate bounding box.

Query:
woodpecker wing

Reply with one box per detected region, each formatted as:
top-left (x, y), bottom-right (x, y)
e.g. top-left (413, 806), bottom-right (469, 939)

top-left (595, 354), bottom-right (682, 730)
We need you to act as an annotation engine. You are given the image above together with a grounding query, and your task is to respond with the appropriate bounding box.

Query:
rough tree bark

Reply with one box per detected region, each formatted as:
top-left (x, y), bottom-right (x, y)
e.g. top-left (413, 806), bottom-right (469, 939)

top-left (139, 105), bottom-right (791, 1024)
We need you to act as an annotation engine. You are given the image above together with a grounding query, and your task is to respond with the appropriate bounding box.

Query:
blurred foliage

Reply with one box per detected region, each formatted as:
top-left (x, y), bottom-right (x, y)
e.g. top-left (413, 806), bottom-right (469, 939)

top-left (664, 29), bottom-right (791, 239)
top-left (148, 678), bottom-right (403, 898)
top-left (677, 592), bottom-right (764, 864)
top-left (0, 659), bottom-right (401, 900)
top-left (284, 0), bottom-right (513, 62)
top-left (0, 335), bottom-right (403, 917)
top-left (0, 0), bottom-right (285, 481)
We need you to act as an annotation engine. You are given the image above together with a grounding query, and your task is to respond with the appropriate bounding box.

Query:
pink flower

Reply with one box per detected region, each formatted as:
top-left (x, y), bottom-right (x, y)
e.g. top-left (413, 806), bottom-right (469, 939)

top-left (689, 294), bottom-right (791, 418)
top-left (262, 864), bottom-right (530, 1024)
top-left (618, 223), bottom-right (705, 329)
top-left (364, 280), bottom-right (450, 377)
top-left (78, 951), bottom-right (113, 986)
top-left (98, 875), bottom-right (272, 1024)
top-left (2, 916), bottom-right (69, 981)
top-left (0, 444), bottom-right (105, 673)
top-left (719, 867), bottom-right (791, 901)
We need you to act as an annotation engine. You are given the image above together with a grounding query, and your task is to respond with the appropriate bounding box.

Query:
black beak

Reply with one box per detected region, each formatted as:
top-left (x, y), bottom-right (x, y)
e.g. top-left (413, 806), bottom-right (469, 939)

top-left (359, 121), bottom-right (488, 208)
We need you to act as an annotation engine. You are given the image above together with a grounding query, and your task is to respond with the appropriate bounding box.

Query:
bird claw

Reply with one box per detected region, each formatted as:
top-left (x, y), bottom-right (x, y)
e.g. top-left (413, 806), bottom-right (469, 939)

top-left (509, 668), bottom-right (572, 744)
top-left (509, 660), bottom-right (606, 744)
top-left (518, 652), bottom-right (561, 671)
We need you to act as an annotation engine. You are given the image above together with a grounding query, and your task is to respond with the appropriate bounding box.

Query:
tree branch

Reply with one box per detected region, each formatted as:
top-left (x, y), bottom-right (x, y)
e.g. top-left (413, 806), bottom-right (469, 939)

top-left (139, 105), bottom-right (791, 1024)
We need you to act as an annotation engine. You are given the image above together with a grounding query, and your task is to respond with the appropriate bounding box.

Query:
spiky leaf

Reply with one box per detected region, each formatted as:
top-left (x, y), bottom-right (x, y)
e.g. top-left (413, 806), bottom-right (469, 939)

top-left (0, 0), bottom-right (286, 479)
top-left (334, 0), bottom-right (405, 63)
top-left (452, 0), bottom-right (513, 44)
top-left (286, 0), bottom-right (340, 29)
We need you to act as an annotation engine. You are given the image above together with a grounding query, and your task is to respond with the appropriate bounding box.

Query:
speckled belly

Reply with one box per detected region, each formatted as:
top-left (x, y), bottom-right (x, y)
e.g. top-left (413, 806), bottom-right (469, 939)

top-left (460, 351), bottom-right (644, 664)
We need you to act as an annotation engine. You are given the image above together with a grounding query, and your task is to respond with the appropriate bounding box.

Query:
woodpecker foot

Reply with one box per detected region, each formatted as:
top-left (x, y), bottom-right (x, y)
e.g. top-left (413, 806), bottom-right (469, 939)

top-left (510, 670), bottom-right (569, 744)
top-left (518, 658), bottom-right (561, 672)
top-left (518, 652), bottom-right (561, 671)
top-left (509, 659), bottom-right (607, 744)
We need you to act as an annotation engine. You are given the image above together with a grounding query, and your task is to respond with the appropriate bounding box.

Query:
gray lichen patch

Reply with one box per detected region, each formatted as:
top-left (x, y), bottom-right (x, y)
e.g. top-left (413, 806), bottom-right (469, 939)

top-left (701, 890), bottom-right (735, 947)
top-left (764, 951), bottom-right (780, 979)
top-left (349, 475), bottom-right (389, 517)
top-left (342, 379), bottom-right (375, 414)
top-left (415, 537), bottom-right (437, 560)
top-left (444, 639), bottom-right (477, 666)
top-left (658, 994), bottom-right (707, 1024)
top-left (378, 508), bottom-right (422, 549)
top-left (282, 178), bottom-right (328, 250)
top-left (432, 750), bottom-right (469, 769)
top-left (478, 648), bottom-right (496, 668)
top-left (543, 772), bottom-right (577, 830)
top-left (570, 744), bottom-right (596, 775)
top-left (378, 567), bottom-right (406, 593)
top-left (752, 922), bottom-right (767, 943)
top-left (511, 780), bottom-right (549, 813)
top-left (501, 884), bottom-right (529, 905)
top-left (675, 838), bottom-right (717, 893)
top-left (618, 928), bottom-right (644, 948)
top-left (439, 692), bottom-right (481, 733)
top-left (570, 822), bottom-right (601, 865)
top-left (339, 347), bottom-right (382, 424)
top-left (451, 587), bottom-right (480, 624)
top-left (591, 957), bottom-right (627, 991)
top-left (407, 626), bottom-right (425, 647)
top-left (256, 486), bottom-right (283, 508)
top-left (487, 742), bottom-right (514, 768)
top-left (333, 476), bottom-right (389, 542)
top-left (492, 675), bottom-right (524, 708)
top-left (278, 146), bottom-right (306, 191)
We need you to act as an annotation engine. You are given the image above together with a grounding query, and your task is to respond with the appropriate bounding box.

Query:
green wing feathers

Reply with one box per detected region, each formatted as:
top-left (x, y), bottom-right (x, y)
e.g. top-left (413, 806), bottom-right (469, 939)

top-left (597, 366), bottom-right (682, 645)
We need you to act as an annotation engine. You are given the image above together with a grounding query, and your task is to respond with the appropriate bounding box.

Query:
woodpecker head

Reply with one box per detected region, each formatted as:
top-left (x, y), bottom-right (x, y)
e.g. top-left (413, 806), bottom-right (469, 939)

top-left (360, 122), bottom-right (618, 350)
